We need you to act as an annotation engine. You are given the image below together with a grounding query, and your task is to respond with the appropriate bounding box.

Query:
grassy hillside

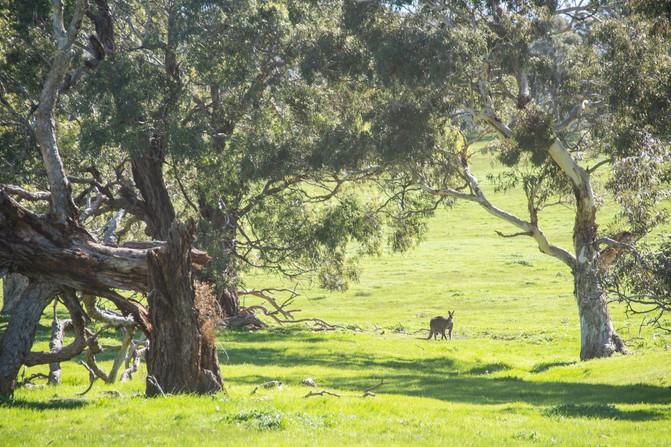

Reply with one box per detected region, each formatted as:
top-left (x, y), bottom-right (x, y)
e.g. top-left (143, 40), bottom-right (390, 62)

top-left (2, 153), bottom-right (670, 446)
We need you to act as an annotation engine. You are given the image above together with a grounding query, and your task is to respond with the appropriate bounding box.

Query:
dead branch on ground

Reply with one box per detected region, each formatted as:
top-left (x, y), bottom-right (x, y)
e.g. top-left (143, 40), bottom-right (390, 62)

top-left (304, 389), bottom-right (341, 398)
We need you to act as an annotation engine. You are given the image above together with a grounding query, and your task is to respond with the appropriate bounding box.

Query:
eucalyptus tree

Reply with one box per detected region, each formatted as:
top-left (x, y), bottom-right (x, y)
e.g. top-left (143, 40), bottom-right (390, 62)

top-left (599, 3), bottom-right (671, 332)
top-left (0, 0), bottom-right (162, 397)
top-left (76, 0), bottom-right (411, 319)
top-left (334, 0), bottom-right (671, 360)
top-left (0, 0), bottom-right (415, 396)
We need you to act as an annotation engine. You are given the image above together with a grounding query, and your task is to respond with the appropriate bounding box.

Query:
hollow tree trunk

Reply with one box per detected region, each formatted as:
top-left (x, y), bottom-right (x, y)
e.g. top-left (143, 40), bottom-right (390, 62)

top-left (0, 281), bottom-right (55, 397)
top-left (145, 220), bottom-right (223, 396)
top-left (1, 274), bottom-right (29, 315)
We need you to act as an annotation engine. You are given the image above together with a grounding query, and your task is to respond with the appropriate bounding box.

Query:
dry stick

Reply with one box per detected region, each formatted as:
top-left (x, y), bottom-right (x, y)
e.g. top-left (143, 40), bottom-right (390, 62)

top-left (304, 390), bottom-right (341, 398)
top-left (17, 373), bottom-right (50, 388)
top-left (146, 375), bottom-right (166, 397)
top-left (76, 361), bottom-right (97, 396)
top-left (362, 379), bottom-right (386, 398)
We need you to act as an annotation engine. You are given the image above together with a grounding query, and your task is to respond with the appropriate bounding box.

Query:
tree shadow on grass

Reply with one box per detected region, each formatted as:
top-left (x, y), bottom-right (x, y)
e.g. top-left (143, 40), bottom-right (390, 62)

top-left (466, 362), bottom-right (511, 375)
top-left (544, 403), bottom-right (665, 421)
top-left (0, 397), bottom-right (88, 410)
top-left (530, 361), bottom-right (576, 373)
top-left (220, 346), bottom-right (671, 413)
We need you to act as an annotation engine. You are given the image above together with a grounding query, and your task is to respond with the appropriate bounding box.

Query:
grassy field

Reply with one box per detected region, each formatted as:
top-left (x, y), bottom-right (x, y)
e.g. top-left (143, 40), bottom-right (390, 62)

top-left (1, 153), bottom-right (670, 446)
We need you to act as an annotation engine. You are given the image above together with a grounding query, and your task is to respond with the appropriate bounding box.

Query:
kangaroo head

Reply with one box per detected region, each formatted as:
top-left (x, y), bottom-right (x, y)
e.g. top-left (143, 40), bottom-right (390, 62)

top-left (448, 310), bottom-right (454, 319)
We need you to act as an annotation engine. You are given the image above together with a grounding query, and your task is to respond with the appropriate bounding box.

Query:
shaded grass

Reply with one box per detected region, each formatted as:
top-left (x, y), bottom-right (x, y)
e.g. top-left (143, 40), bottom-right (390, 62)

top-left (1, 151), bottom-right (671, 446)
top-left (544, 403), bottom-right (664, 421)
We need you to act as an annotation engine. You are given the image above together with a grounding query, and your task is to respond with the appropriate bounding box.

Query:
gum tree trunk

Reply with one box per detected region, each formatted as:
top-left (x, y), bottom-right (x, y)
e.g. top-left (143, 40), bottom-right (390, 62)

top-left (570, 155), bottom-right (627, 360)
top-left (574, 263), bottom-right (626, 360)
top-left (545, 140), bottom-right (627, 360)
top-left (145, 220), bottom-right (223, 396)
top-left (573, 203), bottom-right (627, 360)
top-left (0, 281), bottom-right (55, 397)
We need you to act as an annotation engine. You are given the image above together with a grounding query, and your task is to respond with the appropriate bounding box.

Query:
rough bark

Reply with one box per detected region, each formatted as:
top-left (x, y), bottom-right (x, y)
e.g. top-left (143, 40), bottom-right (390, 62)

top-left (131, 144), bottom-right (175, 240)
top-left (145, 220), bottom-right (223, 396)
top-left (0, 281), bottom-right (55, 397)
top-left (0, 190), bottom-right (209, 333)
top-left (1, 274), bottom-right (29, 315)
top-left (218, 286), bottom-right (240, 318)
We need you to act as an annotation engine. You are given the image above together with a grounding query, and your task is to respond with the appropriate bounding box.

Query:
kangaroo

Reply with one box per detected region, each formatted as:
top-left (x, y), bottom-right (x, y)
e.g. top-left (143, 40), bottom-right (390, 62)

top-left (427, 311), bottom-right (454, 340)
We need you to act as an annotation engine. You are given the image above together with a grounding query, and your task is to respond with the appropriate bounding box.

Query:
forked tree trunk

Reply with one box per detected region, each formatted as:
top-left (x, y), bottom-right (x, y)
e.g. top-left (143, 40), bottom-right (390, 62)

top-left (145, 220), bottom-right (223, 396)
top-left (1, 274), bottom-right (29, 315)
top-left (0, 281), bottom-right (55, 397)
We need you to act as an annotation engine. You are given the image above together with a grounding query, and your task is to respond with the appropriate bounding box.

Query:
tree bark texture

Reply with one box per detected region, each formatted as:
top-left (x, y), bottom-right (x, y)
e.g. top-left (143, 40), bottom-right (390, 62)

top-left (1, 274), bottom-right (29, 315)
top-left (131, 143), bottom-right (175, 240)
top-left (0, 281), bottom-right (55, 397)
top-left (0, 190), bottom-right (208, 333)
top-left (145, 220), bottom-right (223, 396)
top-left (218, 286), bottom-right (240, 318)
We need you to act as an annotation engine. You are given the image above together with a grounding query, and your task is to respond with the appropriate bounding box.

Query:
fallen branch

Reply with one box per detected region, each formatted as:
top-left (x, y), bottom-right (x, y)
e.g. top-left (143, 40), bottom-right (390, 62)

top-left (146, 375), bottom-right (165, 397)
top-left (362, 379), bottom-right (386, 397)
top-left (304, 389), bottom-right (341, 398)
top-left (239, 287), bottom-right (299, 321)
top-left (16, 371), bottom-right (49, 388)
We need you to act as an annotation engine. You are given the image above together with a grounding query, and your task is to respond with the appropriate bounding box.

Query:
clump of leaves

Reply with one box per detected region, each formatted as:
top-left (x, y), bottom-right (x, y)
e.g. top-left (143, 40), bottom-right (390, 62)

top-left (512, 105), bottom-right (555, 166)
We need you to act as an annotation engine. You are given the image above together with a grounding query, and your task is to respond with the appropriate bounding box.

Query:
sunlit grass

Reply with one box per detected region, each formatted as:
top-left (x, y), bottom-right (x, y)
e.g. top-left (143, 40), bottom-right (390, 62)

top-left (1, 151), bottom-right (670, 446)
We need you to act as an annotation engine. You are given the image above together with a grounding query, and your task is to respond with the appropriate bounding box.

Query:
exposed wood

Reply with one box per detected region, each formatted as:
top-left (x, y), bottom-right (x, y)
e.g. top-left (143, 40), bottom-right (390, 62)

top-left (82, 293), bottom-right (135, 328)
top-left (47, 300), bottom-right (72, 385)
top-left (107, 326), bottom-right (136, 383)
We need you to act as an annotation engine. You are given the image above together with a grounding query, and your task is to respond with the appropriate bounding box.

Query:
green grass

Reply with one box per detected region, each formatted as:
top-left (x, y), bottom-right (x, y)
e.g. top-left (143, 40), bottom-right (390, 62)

top-left (2, 152), bottom-right (670, 446)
